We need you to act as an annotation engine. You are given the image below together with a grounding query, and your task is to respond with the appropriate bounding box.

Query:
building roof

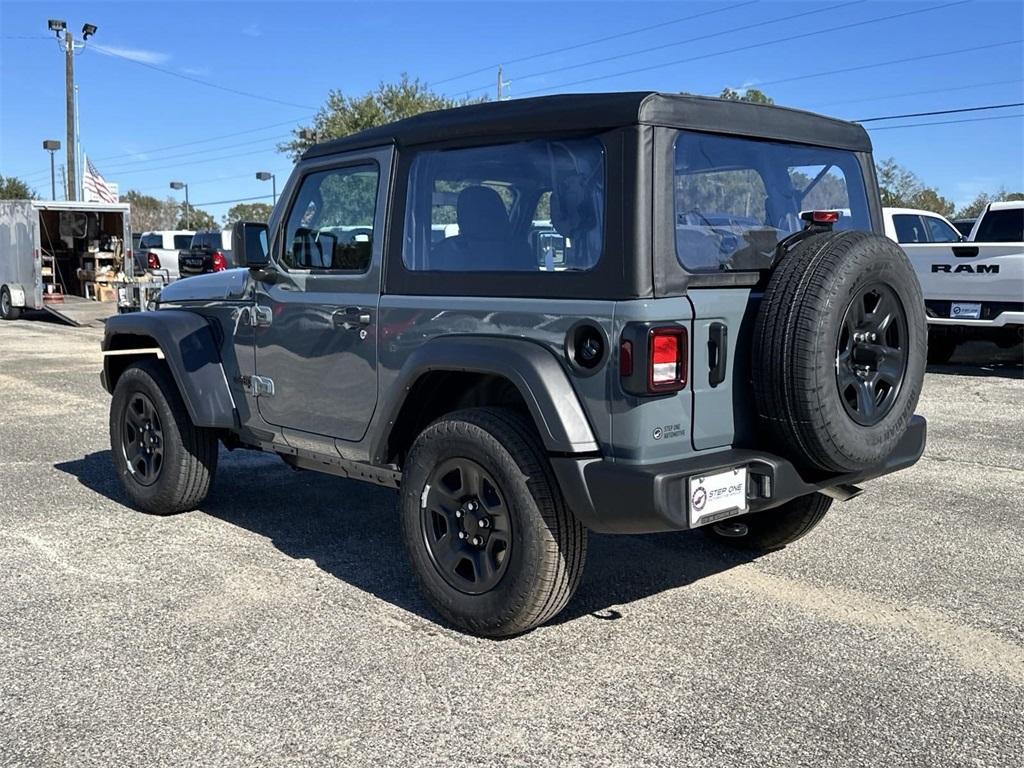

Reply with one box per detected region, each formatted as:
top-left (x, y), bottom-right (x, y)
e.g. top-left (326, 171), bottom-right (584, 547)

top-left (303, 92), bottom-right (872, 159)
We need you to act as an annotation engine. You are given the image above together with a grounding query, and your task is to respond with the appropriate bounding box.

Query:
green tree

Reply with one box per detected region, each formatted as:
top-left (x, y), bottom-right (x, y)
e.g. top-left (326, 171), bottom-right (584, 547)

top-left (177, 205), bottom-right (217, 231)
top-left (0, 175), bottom-right (37, 200)
top-left (719, 87), bottom-right (774, 105)
top-left (122, 190), bottom-right (179, 231)
top-left (223, 202), bottom-right (273, 227)
top-left (875, 158), bottom-right (954, 216)
top-left (279, 74), bottom-right (483, 160)
top-left (956, 189), bottom-right (1024, 219)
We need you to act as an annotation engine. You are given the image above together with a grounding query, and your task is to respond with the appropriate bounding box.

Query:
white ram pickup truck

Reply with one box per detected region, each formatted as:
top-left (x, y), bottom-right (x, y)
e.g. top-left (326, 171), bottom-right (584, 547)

top-left (883, 205), bottom-right (1023, 363)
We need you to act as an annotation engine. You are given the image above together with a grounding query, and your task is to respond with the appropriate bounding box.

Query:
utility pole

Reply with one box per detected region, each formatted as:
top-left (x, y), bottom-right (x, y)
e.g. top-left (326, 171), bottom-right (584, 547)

top-left (59, 165), bottom-right (67, 200)
top-left (497, 65), bottom-right (503, 101)
top-left (48, 20), bottom-right (98, 202)
top-left (64, 30), bottom-right (76, 201)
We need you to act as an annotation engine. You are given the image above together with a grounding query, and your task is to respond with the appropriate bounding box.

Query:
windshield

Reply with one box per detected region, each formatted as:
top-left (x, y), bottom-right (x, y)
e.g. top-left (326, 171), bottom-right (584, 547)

top-left (674, 131), bottom-right (871, 272)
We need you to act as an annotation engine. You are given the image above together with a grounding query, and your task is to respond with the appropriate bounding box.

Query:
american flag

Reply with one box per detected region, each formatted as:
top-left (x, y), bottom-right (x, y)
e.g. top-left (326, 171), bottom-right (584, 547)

top-left (83, 156), bottom-right (118, 203)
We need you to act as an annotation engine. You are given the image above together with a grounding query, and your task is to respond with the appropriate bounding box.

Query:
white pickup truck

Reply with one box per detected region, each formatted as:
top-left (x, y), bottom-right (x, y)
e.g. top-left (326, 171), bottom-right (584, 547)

top-left (883, 204), bottom-right (1023, 363)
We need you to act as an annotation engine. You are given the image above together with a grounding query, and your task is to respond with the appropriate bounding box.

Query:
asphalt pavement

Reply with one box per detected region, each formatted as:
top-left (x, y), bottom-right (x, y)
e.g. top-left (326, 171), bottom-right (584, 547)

top-left (1, 316), bottom-right (1021, 767)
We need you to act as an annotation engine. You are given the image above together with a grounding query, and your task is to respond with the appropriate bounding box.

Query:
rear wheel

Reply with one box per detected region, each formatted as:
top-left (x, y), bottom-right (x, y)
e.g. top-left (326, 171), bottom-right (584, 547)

top-left (704, 493), bottom-right (832, 552)
top-left (109, 359), bottom-right (218, 514)
top-left (400, 407), bottom-right (587, 637)
top-left (1, 286), bottom-right (21, 321)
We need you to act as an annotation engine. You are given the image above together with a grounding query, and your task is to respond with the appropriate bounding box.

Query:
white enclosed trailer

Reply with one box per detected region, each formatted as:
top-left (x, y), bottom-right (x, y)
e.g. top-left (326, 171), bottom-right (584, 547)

top-left (0, 199), bottom-right (142, 326)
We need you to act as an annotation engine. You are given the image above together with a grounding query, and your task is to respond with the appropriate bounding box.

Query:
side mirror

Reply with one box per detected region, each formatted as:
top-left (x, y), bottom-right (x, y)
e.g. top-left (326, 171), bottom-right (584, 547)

top-left (232, 221), bottom-right (270, 268)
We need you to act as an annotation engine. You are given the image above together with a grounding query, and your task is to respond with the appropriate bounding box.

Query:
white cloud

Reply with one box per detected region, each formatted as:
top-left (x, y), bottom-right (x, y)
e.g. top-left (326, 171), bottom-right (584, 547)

top-left (182, 66), bottom-right (211, 77)
top-left (95, 45), bottom-right (170, 65)
top-left (242, 23), bottom-right (262, 38)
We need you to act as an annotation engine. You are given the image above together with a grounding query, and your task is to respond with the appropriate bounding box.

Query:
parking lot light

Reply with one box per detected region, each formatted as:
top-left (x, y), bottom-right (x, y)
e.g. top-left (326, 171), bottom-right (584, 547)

top-left (256, 171), bottom-right (276, 204)
top-left (170, 181), bottom-right (189, 229)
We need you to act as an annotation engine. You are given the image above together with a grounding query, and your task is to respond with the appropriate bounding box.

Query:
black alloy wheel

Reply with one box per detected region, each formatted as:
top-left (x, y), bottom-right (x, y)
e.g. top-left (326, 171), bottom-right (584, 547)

top-left (421, 457), bottom-right (511, 595)
top-left (121, 392), bottom-right (164, 486)
top-left (835, 283), bottom-right (909, 427)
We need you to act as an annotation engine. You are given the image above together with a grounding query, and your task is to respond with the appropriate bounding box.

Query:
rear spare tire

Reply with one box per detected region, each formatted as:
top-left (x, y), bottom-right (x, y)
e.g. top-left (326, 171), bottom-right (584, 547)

top-left (754, 230), bottom-right (926, 473)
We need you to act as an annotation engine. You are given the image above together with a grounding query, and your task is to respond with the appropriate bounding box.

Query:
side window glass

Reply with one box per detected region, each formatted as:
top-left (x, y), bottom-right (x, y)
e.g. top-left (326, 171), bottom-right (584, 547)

top-left (282, 163), bottom-right (379, 272)
top-left (892, 214), bottom-right (925, 244)
top-left (924, 216), bottom-right (960, 243)
top-left (402, 137), bottom-right (605, 272)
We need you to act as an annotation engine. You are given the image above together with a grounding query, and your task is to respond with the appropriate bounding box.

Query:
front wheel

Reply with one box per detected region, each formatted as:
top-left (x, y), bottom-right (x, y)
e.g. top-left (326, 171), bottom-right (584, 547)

top-left (703, 493), bottom-right (832, 552)
top-left (109, 359), bottom-right (218, 514)
top-left (400, 408), bottom-right (587, 637)
top-left (1, 286), bottom-right (21, 321)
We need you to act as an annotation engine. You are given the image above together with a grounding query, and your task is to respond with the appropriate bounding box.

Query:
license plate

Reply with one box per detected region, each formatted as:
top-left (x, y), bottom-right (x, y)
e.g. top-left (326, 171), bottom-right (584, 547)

top-left (689, 467), bottom-right (748, 528)
top-left (950, 302), bottom-right (981, 319)
top-left (184, 258), bottom-right (203, 268)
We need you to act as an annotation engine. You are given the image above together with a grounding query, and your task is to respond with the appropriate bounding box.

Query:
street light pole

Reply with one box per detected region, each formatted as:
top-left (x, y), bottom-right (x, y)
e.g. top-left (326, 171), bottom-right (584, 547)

top-left (64, 30), bottom-right (76, 200)
top-left (170, 181), bottom-right (189, 228)
top-left (48, 20), bottom-right (97, 202)
top-left (43, 140), bottom-right (61, 200)
top-left (256, 171), bottom-right (277, 204)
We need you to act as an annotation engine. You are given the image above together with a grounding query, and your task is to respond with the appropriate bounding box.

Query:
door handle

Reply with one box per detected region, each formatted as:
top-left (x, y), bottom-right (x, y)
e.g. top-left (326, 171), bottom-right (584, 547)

top-left (332, 308), bottom-right (371, 330)
top-left (708, 322), bottom-right (728, 387)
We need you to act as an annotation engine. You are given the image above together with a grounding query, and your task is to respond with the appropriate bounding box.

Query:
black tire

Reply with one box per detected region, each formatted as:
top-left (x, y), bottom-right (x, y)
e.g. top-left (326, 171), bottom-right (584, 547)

top-left (1, 286), bottom-right (21, 321)
top-left (109, 359), bottom-right (218, 515)
top-left (754, 230), bottom-right (927, 473)
top-left (400, 407), bottom-right (587, 637)
top-left (926, 329), bottom-right (957, 364)
top-left (704, 493), bottom-right (832, 552)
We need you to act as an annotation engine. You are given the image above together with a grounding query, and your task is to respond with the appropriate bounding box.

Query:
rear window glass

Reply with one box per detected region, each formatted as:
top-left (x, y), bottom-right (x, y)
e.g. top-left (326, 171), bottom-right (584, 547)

top-left (673, 131), bottom-right (870, 272)
top-left (139, 233), bottom-right (162, 249)
top-left (402, 137), bottom-right (604, 272)
top-left (975, 209), bottom-right (1023, 242)
top-left (173, 235), bottom-right (193, 250)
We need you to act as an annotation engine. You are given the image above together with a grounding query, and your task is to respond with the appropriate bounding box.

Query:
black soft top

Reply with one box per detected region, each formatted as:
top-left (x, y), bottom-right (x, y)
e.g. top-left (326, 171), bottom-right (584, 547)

top-left (303, 92), bottom-right (872, 159)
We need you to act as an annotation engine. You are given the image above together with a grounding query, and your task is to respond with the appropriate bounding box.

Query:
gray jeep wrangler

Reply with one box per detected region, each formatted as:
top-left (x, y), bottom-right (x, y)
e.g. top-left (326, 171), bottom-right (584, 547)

top-left (102, 93), bottom-right (927, 636)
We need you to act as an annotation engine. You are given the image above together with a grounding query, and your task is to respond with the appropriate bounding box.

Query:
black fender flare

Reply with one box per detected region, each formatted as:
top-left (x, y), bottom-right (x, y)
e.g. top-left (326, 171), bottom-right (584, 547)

top-left (101, 310), bottom-right (236, 430)
top-left (371, 335), bottom-right (599, 462)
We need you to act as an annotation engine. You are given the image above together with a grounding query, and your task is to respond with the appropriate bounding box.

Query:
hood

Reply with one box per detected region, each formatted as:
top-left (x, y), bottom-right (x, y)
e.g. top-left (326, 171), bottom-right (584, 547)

top-left (158, 269), bottom-right (249, 304)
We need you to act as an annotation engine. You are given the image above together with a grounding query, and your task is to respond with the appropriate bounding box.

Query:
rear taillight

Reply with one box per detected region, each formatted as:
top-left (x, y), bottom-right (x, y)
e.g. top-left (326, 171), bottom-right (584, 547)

top-left (648, 327), bottom-right (687, 392)
top-left (146, 252), bottom-right (160, 269)
top-left (211, 250), bottom-right (226, 271)
top-left (619, 323), bottom-right (688, 396)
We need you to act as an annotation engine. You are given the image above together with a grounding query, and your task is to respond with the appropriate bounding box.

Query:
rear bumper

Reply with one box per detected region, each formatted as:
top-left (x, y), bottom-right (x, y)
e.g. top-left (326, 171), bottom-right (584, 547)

top-left (552, 415), bottom-right (927, 534)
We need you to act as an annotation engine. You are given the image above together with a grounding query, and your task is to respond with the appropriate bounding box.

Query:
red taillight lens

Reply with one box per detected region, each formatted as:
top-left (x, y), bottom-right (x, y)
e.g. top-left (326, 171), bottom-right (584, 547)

top-left (619, 340), bottom-right (633, 377)
top-left (211, 250), bottom-right (226, 271)
top-left (146, 252), bottom-right (160, 269)
top-left (801, 210), bottom-right (840, 225)
top-left (648, 327), bottom-right (687, 392)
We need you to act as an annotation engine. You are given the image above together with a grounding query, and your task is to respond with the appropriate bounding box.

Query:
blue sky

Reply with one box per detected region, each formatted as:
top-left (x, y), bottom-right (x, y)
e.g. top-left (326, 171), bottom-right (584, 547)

top-left (1, 0), bottom-right (1022, 223)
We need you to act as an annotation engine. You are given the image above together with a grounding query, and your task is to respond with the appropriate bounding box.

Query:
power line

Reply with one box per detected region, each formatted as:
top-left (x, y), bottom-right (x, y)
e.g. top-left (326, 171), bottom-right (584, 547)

top-left (516, 0), bottom-right (971, 96)
top-left (465, 0), bottom-right (868, 96)
top-left (88, 43), bottom-right (317, 111)
top-left (754, 39), bottom-right (1022, 89)
top-left (192, 193), bottom-right (275, 208)
top-left (865, 113), bottom-right (1023, 131)
top-left (96, 134), bottom-right (292, 173)
top-left (429, 1), bottom-right (758, 87)
top-left (89, 117), bottom-right (312, 163)
top-left (108, 146), bottom-right (288, 179)
top-left (855, 102), bottom-right (1024, 122)
top-left (809, 78), bottom-right (1024, 110)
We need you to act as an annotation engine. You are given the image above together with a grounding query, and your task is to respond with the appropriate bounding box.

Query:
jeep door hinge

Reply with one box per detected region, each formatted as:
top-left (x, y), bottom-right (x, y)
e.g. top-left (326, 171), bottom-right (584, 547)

top-left (250, 305), bottom-right (273, 327)
top-left (237, 374), bottom-right (275, 397)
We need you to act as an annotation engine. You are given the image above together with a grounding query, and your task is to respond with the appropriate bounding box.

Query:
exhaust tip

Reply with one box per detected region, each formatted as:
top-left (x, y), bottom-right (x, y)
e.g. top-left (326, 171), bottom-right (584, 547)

top-left (820, 484), bottom-right (864, 502)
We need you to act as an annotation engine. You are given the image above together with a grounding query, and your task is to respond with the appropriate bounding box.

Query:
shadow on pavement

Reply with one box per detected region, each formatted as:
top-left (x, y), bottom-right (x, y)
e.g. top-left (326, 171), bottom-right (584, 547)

top-left (929, 340), bottom-right (1023, 379)
top-left (55, 449), bottom-right (754, 632)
